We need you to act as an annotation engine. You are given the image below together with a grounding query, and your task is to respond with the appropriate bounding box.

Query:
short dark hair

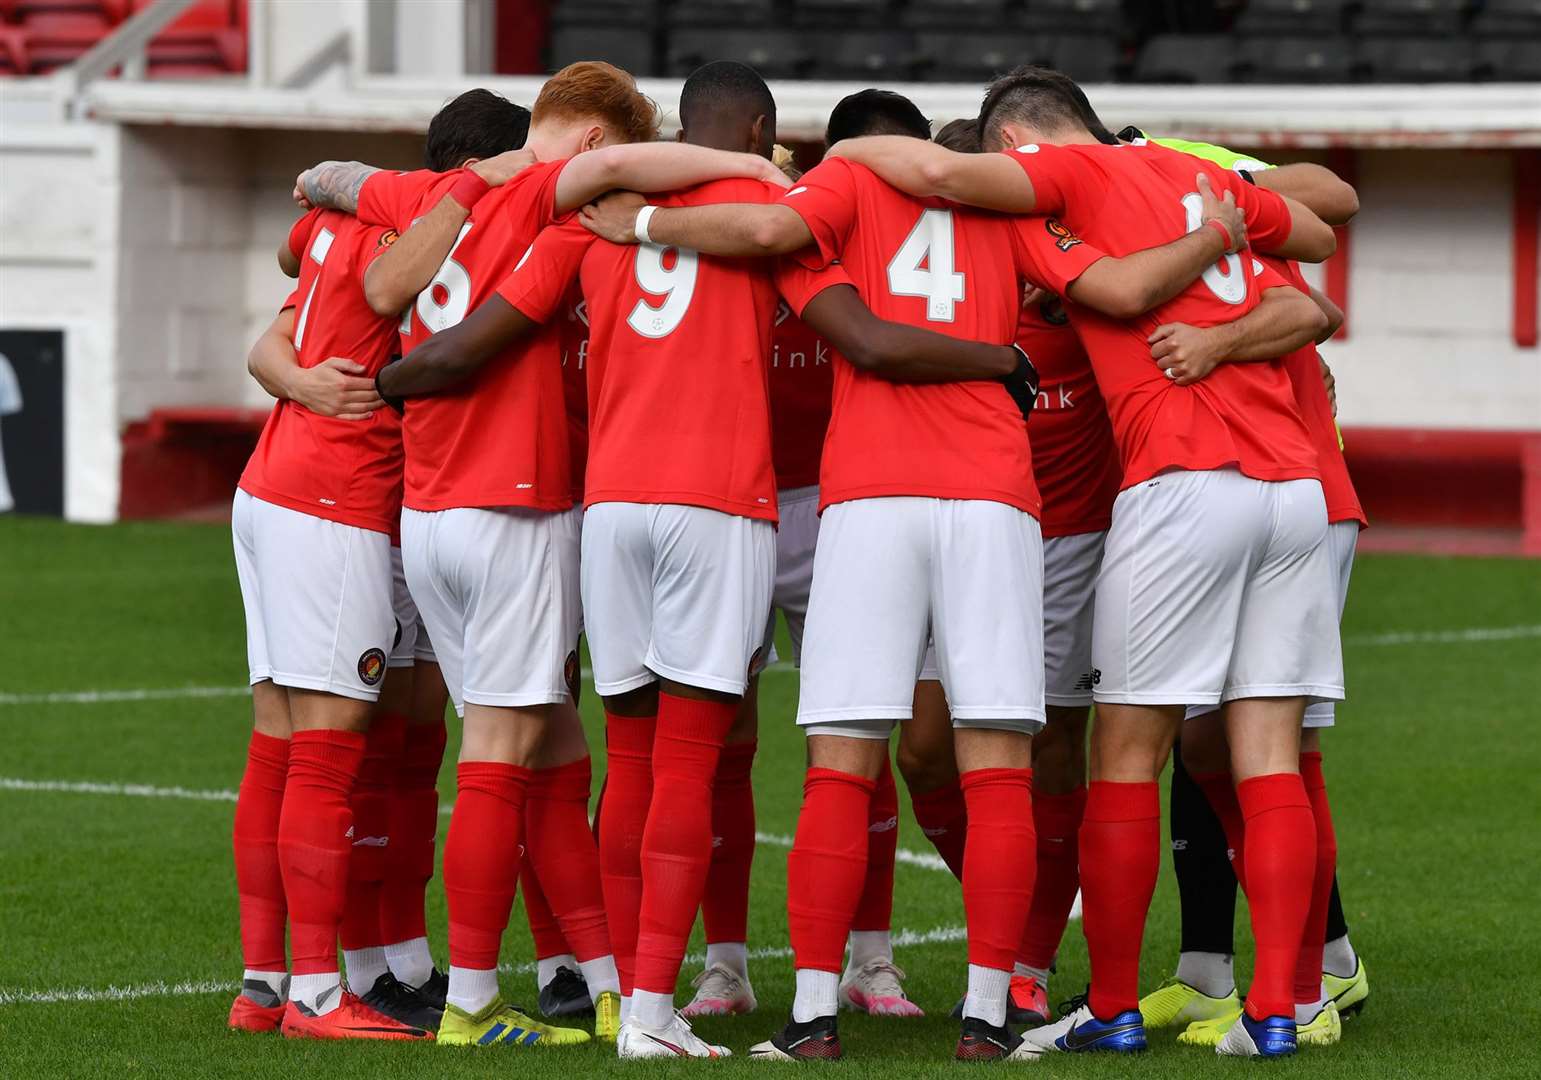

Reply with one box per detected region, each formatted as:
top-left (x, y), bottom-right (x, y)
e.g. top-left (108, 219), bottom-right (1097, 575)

top-left (825, 89), bottom-right (930, 146)
top-left (934, 117), bottom-right (981, 153)
top-left (679, 60), bottom-right (776, 131)
top-left (425, 88), bottom-right (530, 171)
top-left (978, 66), bottom-right (1116, 148)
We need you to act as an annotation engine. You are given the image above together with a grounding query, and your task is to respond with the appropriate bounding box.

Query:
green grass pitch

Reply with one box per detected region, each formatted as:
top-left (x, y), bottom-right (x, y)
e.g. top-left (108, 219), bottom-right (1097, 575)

top-left (1, 516), bottom-right (1538, 1078)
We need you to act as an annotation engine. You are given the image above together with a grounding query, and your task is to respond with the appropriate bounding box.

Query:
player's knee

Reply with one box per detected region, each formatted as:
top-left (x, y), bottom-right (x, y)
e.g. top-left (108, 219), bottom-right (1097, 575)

top-left (603, 681), bottom-right (659, 718)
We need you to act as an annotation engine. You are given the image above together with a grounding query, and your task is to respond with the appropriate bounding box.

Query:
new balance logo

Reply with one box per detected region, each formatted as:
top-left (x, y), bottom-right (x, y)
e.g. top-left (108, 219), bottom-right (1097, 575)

top-left (868, 815), bottom-right (898, 834)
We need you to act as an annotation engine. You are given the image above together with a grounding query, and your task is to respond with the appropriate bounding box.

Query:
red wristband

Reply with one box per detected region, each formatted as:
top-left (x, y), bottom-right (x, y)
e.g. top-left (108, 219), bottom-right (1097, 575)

top-left (1203, 217), bottom-right (1234, 250)
top-left (448, 170), bottom-right (491, 211)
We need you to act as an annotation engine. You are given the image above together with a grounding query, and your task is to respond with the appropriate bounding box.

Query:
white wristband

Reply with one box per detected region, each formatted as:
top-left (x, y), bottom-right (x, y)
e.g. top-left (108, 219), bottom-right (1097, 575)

top-left (634, 204), bottom-right (658, 245)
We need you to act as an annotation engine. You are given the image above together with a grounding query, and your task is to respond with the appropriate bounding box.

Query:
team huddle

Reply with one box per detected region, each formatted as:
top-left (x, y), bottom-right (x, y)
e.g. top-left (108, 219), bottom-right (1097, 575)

top-left (227, 57), bottom-right (1370, 1062)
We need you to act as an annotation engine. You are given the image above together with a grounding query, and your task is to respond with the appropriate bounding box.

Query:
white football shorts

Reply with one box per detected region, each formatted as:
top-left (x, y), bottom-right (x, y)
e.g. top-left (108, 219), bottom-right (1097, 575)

top-left (232, 489), bottom-right (394, 702)
top-left (400, 505), bottom-right (582, 717)
top-left (1042, 529), bottom-right (1107, 707)
top-left (1302, 519), bottom-right (1358, 728)
top-left (758, 484), bottom-right (820, 669)
top-left (582, 501), bottom-right (775, 698)
top-left (1094, 468), bottom-right (1344, 708)
top-left (387, 545), bottom-right (436, 668)
top-left (798, 497), bottom-right (1046, 738)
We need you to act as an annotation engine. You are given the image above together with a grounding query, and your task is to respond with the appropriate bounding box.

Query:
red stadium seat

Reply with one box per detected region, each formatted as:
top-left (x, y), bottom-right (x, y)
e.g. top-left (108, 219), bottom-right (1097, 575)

top-left (0, 26), bottom-right (32, 75)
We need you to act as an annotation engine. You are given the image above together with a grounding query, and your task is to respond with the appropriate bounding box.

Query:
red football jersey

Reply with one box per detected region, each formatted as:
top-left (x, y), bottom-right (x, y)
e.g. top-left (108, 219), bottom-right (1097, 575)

top-left (1265, 255), bottom-right (1365, 527)
top-left (1007, 139), bottom-right (1319, 489)
top-left (768, 280), bottom-right (841, 491)
top-left (780, 157), bottom-right (1105, 515)
top-left (501, 179), bottom-right (844, 522)
top-left (555, 283), bottom-right (591, 501)
top-left (238, 208), bottom-right (403, 535)
top-left (1017, 296), bottom-right (1121, 537)
top-left (356, 162), bottom-right (573, 512)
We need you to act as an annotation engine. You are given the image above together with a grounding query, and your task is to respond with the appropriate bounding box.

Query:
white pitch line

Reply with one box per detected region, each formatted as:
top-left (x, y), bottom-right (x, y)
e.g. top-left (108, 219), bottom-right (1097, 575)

top-left (0, 777), bottom-right (238, 802)
top-left (1, 925), bottom-right (971, 1007)
top-left (1343, 624), bottom-right (1541, 647)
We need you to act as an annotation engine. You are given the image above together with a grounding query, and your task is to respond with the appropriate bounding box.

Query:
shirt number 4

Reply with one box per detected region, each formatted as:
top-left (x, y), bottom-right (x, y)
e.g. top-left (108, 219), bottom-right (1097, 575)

top-left (887, 209), bottom-right (965, 323)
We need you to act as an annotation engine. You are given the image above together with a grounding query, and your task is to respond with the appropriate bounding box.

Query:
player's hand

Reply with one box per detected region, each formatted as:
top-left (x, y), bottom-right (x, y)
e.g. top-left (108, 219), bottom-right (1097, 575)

top-left (470, 148), bottom-right (538, 187)
top-left (1021, 284), bottom-right (1049, 309)
top-left (1149, 323), bottom-right (1223, 385)
top-left (292, 172), bottom-right (314, 211)
top-left (291, 357), bottom-right (383, 419)
top-left (1197, 173), bottom-right (1246, 253)
top-left (755, 154), bottom-right (794, 189)
top-left (581, 190), bottom-right (649, 244)
top-left (1320, 357), bottom-right (1337, 415)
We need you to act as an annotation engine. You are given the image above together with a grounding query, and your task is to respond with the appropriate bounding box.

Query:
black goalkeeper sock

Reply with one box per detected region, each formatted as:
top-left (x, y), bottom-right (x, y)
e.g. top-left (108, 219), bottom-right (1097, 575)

top-left (1170, 745), bottom-right (1239, 957)
top-left (1325, 872), bottom-right (1348, 944)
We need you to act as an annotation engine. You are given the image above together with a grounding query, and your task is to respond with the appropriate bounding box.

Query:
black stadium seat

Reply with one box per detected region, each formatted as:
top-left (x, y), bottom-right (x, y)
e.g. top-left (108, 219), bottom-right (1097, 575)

top-left (903, 0), bottom-right (1012, 30)
top-left (1475, 36), bottom-right (1541, 79)
top-left (1234, 0), bottom-right (1350, 36)
top-left (665, 27), bottom-right (813, 79)
top-left (1019, 0), bottom-right (1123, 35)
top-left (667, 0), bottom-right (776, 27)
top-left (1471, 0), bottom-right (1541, 37)
top-left (792, 0), bottom-right (892, 29)
top-left (1358, 35), bottom-right (1477, 81)
top-left (1354, 0), bottom-right (1470, 37)
top-left (815, 30), bottom-right (916, 81)
top-left (1134, 34), bottom-right (1236, 83)
top-left (1236, 35), bottom-right (1357, 82)
top-left (1050, 34), bottom-right (1121, 82)
top-left (551, 0), bottom-right (660, 28)
top-left (912, 31), bottom-right (1052, 82)
top-left (547, 24), bottom-right (657, 76)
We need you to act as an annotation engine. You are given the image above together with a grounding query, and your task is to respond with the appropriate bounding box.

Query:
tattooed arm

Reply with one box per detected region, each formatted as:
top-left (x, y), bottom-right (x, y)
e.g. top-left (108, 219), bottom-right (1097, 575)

top-left (293, 161), bottom-right (380, 214)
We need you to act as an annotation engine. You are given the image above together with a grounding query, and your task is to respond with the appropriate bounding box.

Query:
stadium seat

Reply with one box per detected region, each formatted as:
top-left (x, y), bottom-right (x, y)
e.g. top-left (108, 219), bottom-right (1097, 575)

top-left (1019, 0), bottom-right (1123, 35)
top-left (1354, 0), bottom-right (1471, 37)
top-left (548, 24), bottom-right (657, 76)
top-left (814, 30), bottom-right (916, 81)
top-left (1134, 33), bottom-right (1236, 83)
top-left (0, 26), bottom-right (31, 75)
top-left (1236, 34), bottom-right (1357, 82)
top-left (902, 0), bottom-right (1012, 30)
top-left (912, 31), bottom-right (1053, 82)
top-left (14, 1), bottom-right (114, 35)
top-left (555, 0), bottom-right (660, 22)
top-left (145, 26), bottom-right (243, 76)
top-left (1358, 35), bottom-right (1477, 80)
top-left (665, 0), bottom-right (771, 28)
top-left (1474, 36), bottom-right (1541, 79)
top-left (666, 28), bottom-right (813, 79)
top-left (791, 0), bottom-right (892, 29)
top-left (1470, 0), bottom-right (1541, 37)
top-left (1050, 34), bottom-right (1121, 82)
top-left (1234, 0), bottom-right (1350, 36)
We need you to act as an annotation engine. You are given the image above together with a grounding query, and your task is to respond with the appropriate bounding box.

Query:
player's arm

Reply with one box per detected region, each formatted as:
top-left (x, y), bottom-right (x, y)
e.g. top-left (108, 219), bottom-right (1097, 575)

top-left (1309, 283), bottom-right (1344, 343)
top-left (362, 150), bottom-right (536, 316)
top-left (1243, 190), bottom-right (1336, 264)
top-left (374, 295), bottom-right (538, 401)
top-left (1065, 174), bottom-right (1243, 319)
top-left (581, 190), bottom-right (815, 257)
top-left (553, 143), bottom-right (790, 214)
top-left (824, 136), bottom-right (1040, 213)
top-left (1255, 164), bottom-right (1358, 226)
top-left (246, 309), bottom-right (383, 419)
top-left (799, 285), bottom-right (1019, 382)
top-left (277, 237), bottom-right (301, 278)
top-left (294, 161), bottom-right (380, 213)
top-left (1150, 286), bottom-right (1327, 386)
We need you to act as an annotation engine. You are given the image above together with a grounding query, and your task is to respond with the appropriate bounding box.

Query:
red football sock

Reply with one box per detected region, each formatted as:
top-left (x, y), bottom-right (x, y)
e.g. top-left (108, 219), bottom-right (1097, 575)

top-left (520, 862), bottom-right (568, 961)
top-left (1237, 772), bottom-right (1316, 1020)
top-left (340, 712), bottom-right (405, 953)
top-left (232, 730), bottom-right (289, 972)
top-left (1192, 769), bottom-right (1248, 893)
top-left (1018, 785), bottom-right (1087, 970)
top-left (852, 758), bottom-right (899, 932)
top-left (788, 768), bottom-right (876, 973)
top-left (598, 711), bottom-right (655, 995)
top-left (702, 739), bottom-right (757, 944)
top-left (1295, 752), bottom-right (1337, 1005)
top-left (910, 778), bottom-right (968, 881)
top-left (633, 693), bottom-right (736, 995)
top-left (961, 768), bottom-right (1036, 971)
top-left (379, 718), bottom-right (446, 946)
top-left (443, 761), bottom-right (532, 970)
top-left (278, 729), bottom-right (365, 976)
top-left (1079, 780), bottom-right (1160, 1018)
top-left (526, 757), bottom-right (611, 963)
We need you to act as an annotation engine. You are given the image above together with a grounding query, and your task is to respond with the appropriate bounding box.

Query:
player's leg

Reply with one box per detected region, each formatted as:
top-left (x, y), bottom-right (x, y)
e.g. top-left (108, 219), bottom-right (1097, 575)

top-left (228, 491), bottom-right (292, 1031)
top-left (520, 860), bottom-right (580, 1011)
top-left (928, 499), bottom-right (1044, 1062)
top-left (408, 505), bottom-right (589, 1048)
top-left (621, 505), bottom-right (773, 1058)
top-left (897, 673), bottom-right (967, 879)
top-left (1214, 476), bottom-right (1342, 1059)
top-left (1292, 726), bottom-right (1341, 1045)
top-left (752, 497), bottom-right (930, 1062)
top-left (523, 697), bottom-right (621, 1036)
top-left (841, 751), bottom-right (919, 1017)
